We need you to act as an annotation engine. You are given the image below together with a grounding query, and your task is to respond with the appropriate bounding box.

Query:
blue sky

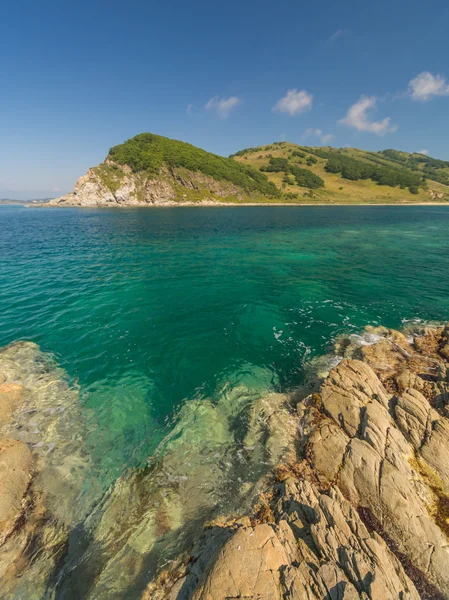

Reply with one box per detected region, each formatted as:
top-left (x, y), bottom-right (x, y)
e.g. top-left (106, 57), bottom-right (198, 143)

top-left (1, 0), bottom-right (449, 199)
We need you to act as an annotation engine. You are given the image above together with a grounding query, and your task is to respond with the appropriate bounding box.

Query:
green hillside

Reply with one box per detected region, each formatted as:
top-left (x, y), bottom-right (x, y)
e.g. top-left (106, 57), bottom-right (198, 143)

top-left (231, 142), bottom-right (449, 204)
top-left (107, 133), bottom-right (279, 198)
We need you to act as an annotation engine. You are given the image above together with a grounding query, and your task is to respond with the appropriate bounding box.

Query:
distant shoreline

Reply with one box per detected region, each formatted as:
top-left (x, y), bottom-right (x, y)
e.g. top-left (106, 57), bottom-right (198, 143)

top-left (28, 201), bottom-right (449, 208)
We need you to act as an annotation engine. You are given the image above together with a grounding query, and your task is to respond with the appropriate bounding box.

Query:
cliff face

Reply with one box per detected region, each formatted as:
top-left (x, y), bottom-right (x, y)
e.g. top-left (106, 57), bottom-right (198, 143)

top-left (50, 162), bottom-right (247, 207)
top-left (1, 324), bottom-right (449, 599)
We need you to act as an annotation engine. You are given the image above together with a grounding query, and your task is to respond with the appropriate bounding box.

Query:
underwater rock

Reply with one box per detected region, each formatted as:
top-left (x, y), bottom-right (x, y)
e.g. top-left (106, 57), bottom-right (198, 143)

top-left (0, 383), bottom-right (26, 424)
top-left (0, 341), bottom-right (92, 600)
top-left (54, 386), bottom-right (296, 599)
top-left (0, 437), bottom-right (33, 545)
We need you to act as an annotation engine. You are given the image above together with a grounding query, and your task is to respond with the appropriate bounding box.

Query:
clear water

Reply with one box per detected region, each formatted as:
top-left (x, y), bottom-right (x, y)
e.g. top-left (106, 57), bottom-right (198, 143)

top-left (1, 204), bottom-right (449, 490)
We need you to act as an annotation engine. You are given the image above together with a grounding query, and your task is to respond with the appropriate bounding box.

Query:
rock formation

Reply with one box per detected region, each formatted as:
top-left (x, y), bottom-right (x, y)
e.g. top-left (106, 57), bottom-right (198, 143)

top-left (50, 163), bottom-right (249, 207)
top-left (1, 324), bottom-right (449, 599)
top-left (143, 323), bottom-right (449, 600)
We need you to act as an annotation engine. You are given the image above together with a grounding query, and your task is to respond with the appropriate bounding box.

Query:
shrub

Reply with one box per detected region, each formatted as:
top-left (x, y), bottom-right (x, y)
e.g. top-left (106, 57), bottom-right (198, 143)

top-left (263, 157), bottom-right (290, 172)
top-left (289, 165), bottom-right (324, 188)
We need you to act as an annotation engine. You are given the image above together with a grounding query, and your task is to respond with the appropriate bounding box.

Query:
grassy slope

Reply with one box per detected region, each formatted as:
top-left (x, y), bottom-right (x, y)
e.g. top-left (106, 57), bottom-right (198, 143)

top-left (233, 143), bottom-right (449, 204)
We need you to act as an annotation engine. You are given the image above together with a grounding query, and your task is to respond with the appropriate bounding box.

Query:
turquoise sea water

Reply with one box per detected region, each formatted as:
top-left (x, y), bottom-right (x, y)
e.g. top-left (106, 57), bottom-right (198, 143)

top-left (1, 204), bottom-right (449, 490)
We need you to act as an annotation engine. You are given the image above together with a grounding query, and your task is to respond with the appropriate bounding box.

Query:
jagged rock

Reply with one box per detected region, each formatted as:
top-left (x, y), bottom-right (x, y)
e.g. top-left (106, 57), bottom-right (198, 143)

top-left (145, 477), bottom-right (421, 599)
top-left (420, 417), bottom-right (449, 489)
top-left (395, 388), bottom-right (432, 448)
top-left (320, 360), bottom-right (391, 436)
top-left (440, 343), bottom-right (449, 361)
top-left (395, 369), bottom-right (424, 393)
top-left (317, 361), bottom-right (449, 595)
top-left (305, 420), bottom-right (349, 485)
top-left (191, 522), bottom-right (299, 599)
top-left (147, 327), bottom-right (449, 599)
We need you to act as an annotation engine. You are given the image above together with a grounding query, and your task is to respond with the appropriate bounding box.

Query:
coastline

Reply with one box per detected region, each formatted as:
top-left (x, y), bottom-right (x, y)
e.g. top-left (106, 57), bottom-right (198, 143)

top-left (30, 200), bottom-right (449, 208)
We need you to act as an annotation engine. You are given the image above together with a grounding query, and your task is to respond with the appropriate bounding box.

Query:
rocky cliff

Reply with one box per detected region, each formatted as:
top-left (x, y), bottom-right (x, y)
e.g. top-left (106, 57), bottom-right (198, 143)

top-left (1, 324), bottom-right (449, 599)
top-left (50, 163), bottom-right (251, 207)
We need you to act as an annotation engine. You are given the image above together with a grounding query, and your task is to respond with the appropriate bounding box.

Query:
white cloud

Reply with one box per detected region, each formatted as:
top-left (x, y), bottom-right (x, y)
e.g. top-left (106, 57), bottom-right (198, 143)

top-left (328, 29), bottom-right (349, 43)
top-left (186, 103), bottom-right (194, 114)
top-left (339, 96), bottom-right (398, 135)
top-left (321, 133), bottom-right (334, 144)
top-left (273, 89), bottom-right (313, 116)
top-left (205, 96), bottom-right (241, 119)
top-left (408, 72), bottom-right (449, 101)
top-left (417, 149), bottom-right (429, 155)
top-left (303, 128), bottom-right (334, 144)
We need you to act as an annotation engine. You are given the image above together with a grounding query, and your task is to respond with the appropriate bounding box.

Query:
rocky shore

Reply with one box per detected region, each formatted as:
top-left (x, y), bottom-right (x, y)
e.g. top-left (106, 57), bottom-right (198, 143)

top-left (1, 324), bottom-right (449, 599)
top-left (141, 323), bottom-right (449, 600)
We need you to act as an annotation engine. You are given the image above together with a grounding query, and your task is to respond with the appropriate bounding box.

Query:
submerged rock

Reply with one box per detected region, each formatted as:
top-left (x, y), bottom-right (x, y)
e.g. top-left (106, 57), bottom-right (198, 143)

top-left (54, 387), bottom-right (296, 599)
top-left (0, 341), bottom-right (93, 600)
top-left (0, 438), bottom-right (33, 545)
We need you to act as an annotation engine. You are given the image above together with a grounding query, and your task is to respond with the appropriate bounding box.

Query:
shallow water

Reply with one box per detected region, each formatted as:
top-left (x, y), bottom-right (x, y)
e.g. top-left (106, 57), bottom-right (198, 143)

top-left (1, 205), bottom-right (449, 488)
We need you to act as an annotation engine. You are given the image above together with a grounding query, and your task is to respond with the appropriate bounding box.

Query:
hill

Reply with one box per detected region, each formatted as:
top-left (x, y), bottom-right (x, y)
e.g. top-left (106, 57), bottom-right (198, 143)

top-left (232, 142), bottom-right (449, 204)
top-left (50, 133), bottom-right (279, 207)
top-left (50, 134), bottom-right (449, 207)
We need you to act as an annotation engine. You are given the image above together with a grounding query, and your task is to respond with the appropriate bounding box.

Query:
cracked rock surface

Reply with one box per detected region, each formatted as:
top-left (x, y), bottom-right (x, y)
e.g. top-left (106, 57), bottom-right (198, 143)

top-left (145, 324), bottom-right (449, 599)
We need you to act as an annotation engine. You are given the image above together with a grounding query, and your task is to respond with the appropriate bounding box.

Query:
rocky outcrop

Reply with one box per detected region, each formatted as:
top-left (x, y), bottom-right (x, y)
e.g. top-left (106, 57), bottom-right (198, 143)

top-left (50, 162), bottom-right (245, 207)
top-left (145, 324), bottom-right (449, 600)
top-left (144, 479), bottom-right (421, 600)
top-left (429, 190), bottom-right (446, 201)
top-left (1, 324), bottom-right (449, 599)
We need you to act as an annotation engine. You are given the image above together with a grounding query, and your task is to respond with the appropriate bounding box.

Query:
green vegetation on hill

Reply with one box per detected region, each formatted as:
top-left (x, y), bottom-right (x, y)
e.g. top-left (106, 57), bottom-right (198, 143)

top-left (380, 149), bottom-right (449, 186)
top-left (108, 133), bottom-right (279, 197)
top-left (231, 141), bottom-right (449, 204)
top-left (259, 157), bottom-right (324, 189)
top-left (318, 151), bottom-right (422, 193)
